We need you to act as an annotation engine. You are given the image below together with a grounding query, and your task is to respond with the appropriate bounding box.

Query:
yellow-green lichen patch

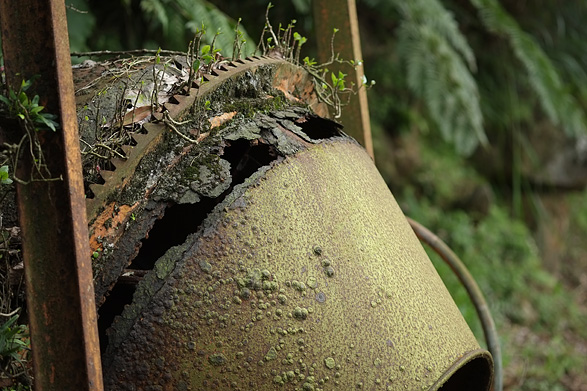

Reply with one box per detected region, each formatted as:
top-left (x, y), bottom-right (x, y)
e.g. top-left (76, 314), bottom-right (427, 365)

top-left (103, 140), bottom-right (490, 390)
top-left (324, 357), bottom-right (336, 369)
top-left (208, 353), bottom-right (228, 366)
top-left (292, 306), bottom-right (309, 320)
top-left (265, 346), bottom-right (278, 361)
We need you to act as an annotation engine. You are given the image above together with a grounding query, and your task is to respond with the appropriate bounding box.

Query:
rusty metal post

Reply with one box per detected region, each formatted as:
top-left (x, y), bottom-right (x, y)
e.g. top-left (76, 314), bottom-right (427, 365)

top-left (0, 1), bottom-right (103, 390)
top-left (313, 0), bottom-right (374, 158)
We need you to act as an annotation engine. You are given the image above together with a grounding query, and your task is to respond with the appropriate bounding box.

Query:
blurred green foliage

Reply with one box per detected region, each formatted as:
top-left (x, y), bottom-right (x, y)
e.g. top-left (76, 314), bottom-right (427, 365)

top-left (398, 135), bottom-right (587, 389)
top-left (66, 0), bottom-right (256, 57)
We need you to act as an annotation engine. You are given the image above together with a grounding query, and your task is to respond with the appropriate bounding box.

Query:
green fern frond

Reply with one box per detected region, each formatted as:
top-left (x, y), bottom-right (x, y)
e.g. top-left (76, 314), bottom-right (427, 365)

top-left (140, 0), bottom-right (169, 34)
top-left (395, 0), bottom-right (477, 72)
top-left (470, 0), bottom-right (587, 136)
top-left (177, 0), bottom-right (255, 57)
top-left (394, 0), bottom-right (486, 155)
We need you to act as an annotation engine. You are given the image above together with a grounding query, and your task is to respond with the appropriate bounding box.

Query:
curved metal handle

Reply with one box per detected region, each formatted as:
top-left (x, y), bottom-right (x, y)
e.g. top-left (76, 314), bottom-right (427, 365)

top-left (407, 216), bottom-right (503, 391)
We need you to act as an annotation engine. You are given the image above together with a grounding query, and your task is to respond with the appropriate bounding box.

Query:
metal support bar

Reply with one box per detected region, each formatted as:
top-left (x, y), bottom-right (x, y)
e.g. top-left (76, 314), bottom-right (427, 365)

top-left (0, 1), bottom-right (103, 390)
top-left (313, 0), bottom-right (374, 158)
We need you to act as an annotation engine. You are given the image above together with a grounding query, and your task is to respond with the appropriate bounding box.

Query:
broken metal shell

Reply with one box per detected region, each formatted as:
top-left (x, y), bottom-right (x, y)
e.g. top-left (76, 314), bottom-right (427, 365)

top-left (102, 138), bottom-right (493, 390)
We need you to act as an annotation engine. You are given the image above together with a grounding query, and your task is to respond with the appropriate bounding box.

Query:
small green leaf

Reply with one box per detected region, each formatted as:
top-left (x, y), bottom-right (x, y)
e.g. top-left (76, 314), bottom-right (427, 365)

top-left (303, 57), bottom-right (316, 66)
top-left (30, 105), bottom-right (44, 115)
top-left (202, 55), bottom-right (213, 65)
top-left (201, 45), bottom-right (211, 55)
top-left (0, 165), bottom-right (12, 185)
top-left (155, 47), bottom-right (162, 64)
top-left (18, 92), bottom-right (29, 105)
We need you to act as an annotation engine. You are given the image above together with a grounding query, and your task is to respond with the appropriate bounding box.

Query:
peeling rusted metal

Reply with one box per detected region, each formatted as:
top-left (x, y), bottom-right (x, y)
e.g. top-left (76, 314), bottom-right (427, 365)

top-left (313, 0), bottom-right (374, 158)
top-left (0, 1), bottom-right (103, 390)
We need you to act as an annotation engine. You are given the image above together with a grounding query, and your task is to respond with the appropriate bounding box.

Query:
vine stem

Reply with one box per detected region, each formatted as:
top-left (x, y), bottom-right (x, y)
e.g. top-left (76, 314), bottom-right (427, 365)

top-left (0, 307), bottom-right (20, 317)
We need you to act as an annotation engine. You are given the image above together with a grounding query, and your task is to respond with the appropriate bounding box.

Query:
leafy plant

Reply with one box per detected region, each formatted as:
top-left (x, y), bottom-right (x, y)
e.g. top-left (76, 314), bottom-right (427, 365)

top-left (0, 77), bottom-right (62, 184)
top-left (469, 0), bottom-right (587, 137)
top-left (256, 6), bottom-right (375, 119)
top-left (0, 79), bottom-right (59, 133)
top-left (0, 314), bottom-right (30, 379)
top-left (0, 166), bottom-right (12, 185)
top-left (393, 0), bottom-right (486, 155)
top-left (138, 0), bottom-right (256, 57)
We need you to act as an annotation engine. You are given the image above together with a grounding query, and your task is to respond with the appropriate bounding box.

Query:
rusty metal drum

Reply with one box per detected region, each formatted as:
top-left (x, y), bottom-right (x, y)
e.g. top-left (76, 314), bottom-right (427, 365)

top-left (102, 137), bottom-right (493, 390)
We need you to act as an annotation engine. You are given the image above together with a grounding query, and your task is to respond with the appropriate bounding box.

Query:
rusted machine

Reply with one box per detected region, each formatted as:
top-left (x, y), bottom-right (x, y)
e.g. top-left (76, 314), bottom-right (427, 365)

top-left (72, 56), bottom-right (494, 390)
top-left (0, 1), bottom-right (498, 390)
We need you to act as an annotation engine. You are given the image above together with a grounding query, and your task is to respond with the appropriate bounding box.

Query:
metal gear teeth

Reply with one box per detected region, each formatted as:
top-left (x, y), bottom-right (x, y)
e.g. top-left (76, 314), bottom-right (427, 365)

top-left (86, 56), bottom-right (287, 221)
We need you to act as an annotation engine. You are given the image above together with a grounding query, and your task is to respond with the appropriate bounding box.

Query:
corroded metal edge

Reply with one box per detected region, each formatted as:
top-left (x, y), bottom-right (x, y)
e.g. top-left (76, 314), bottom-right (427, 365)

top-left (430, 349), bottom-right (494, 391)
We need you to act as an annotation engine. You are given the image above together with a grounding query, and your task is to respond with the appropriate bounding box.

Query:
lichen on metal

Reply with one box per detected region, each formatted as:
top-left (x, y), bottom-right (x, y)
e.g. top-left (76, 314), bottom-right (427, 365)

top-left (74, 55), bottom-right (492, 390)
top-left (102, 140), bottom-right (492, 389)
top-left (78, 56), bottom-right (333, 301)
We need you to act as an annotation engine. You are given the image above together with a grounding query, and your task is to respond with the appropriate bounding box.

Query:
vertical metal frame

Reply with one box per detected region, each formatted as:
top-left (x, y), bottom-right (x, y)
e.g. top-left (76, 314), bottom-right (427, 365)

top-left (0, 1), bottom-right (103, 389)
top-left (313, 0), bottom-right (374, 158)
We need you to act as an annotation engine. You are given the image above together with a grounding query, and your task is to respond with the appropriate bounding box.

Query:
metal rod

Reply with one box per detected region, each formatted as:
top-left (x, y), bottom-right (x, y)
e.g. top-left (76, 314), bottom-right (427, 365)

top-left (0, 1), bottom-right (104, 389)
top-left (407, 217), bottom-right (503, 391)
top-left (313, 0), bottom-right (374, 158)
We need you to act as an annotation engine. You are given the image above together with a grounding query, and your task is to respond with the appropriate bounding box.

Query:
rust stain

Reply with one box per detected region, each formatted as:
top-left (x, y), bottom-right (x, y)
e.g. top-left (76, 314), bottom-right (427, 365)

top-left (89, 202), bottom-right (138, 252)
top-left (209, 111), bottom-right (237, 128)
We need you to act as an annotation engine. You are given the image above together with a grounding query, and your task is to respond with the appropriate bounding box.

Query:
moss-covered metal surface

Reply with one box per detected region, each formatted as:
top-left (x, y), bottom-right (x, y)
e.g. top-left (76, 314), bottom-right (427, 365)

top-left (81, 57), bottom-right (332, 301)
top-left (74, 55), bottom-right (491, 390)
top-left (103, 139), bottom-right (492, 390)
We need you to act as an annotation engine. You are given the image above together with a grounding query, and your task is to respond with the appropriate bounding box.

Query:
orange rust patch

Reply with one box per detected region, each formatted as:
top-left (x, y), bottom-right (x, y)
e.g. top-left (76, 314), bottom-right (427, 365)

top-left (89, 202), bottom-right (139, 252)
top-left (209, 111), bottom-right (237, 128)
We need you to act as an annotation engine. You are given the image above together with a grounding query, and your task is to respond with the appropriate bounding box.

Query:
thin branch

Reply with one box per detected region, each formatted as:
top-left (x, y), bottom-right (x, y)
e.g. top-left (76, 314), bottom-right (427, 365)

top-left (0, 308), bottom-right (20, 317)
top-left (162, 110), bottom-right (199, 144)
top-left (71, 49), bottom-right (187, 58)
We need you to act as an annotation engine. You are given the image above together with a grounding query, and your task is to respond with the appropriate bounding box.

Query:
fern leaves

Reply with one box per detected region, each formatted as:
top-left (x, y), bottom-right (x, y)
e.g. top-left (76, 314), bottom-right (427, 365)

top-left (138, 0), bottom-right (255, 57)
top-left (394, 0), bottom-right (486, 155)
top-left (470, 0), bottom-right (587, 137)
top-left (386, 0), bottom-right (586, 154)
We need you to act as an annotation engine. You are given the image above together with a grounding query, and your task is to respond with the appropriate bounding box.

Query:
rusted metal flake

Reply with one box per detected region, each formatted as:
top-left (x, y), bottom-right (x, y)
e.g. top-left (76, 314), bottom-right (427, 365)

top-left (0, 1), bottom-right (103, 390)
top-left (313, 0), bottom-right (374, 158)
